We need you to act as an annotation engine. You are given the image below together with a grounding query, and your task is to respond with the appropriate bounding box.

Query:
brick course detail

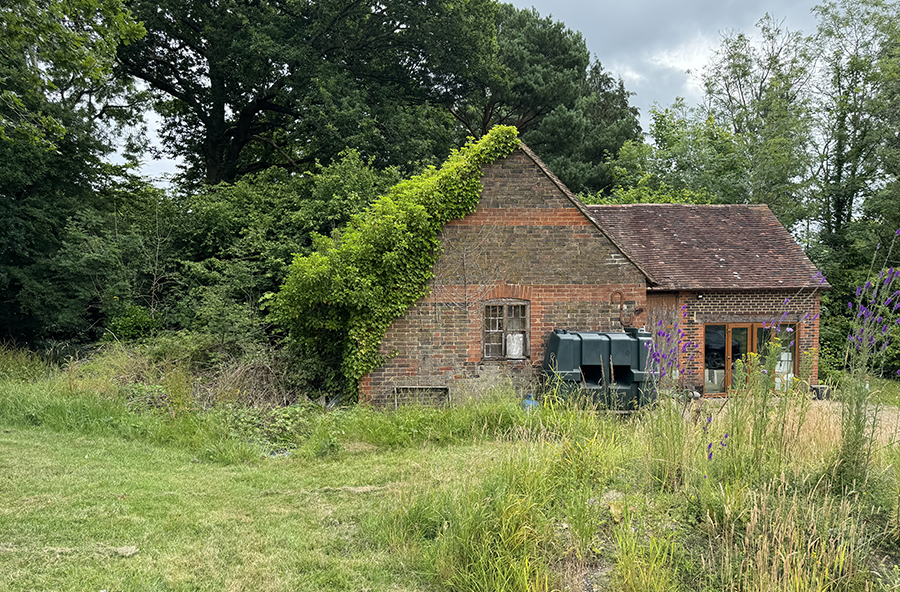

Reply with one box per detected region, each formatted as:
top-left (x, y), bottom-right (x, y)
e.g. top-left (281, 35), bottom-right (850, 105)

top-left (358, 145), bottom-right (826, 406)
top-left (360, 148), bottom-right (648, 406)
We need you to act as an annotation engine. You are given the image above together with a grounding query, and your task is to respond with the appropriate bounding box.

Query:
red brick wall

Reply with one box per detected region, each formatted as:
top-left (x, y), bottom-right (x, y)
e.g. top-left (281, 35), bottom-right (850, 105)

top-left (360, 148), bottom-right (648, 406)
top-left (647, 290), bottom-right (823, 394)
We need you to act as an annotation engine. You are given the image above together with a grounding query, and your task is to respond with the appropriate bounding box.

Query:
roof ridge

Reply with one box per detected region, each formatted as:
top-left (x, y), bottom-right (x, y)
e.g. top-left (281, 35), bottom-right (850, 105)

top-left (516, 142), bottom-right (658, 285)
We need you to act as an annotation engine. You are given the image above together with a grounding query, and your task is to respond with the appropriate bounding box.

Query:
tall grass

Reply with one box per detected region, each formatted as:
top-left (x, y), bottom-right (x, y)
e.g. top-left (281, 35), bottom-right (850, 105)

top-left (709, 476), bottom-right (864, 592)
top-left (4, 330), bottom-right (900, 590)
top-left (832, 230), bottom-right (900, 491)
top-left (0, 343), bottom-right (598, 462)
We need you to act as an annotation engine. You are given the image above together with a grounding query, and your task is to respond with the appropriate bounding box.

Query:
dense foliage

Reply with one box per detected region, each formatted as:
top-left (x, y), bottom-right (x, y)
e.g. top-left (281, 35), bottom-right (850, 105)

top-left (270, 126), bottom-right (519, 399)
top-left (451, 4), bottom-right (642, 195)
top-left (2, 0), bottom-right (899, 390)
top-left (118, 0), bottom-right (496, 185)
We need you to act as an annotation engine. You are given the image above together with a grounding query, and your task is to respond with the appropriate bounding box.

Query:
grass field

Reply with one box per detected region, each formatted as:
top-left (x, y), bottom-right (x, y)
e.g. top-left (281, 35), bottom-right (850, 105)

top-left (4, 344), bottom-right (900, 591)
top-left (0, 425), bottom-right (481, 591)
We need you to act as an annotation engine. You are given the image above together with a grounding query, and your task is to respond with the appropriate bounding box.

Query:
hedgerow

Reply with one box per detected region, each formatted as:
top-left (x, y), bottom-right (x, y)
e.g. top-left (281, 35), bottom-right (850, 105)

top-left (269, 126), bottom-right (520, 399)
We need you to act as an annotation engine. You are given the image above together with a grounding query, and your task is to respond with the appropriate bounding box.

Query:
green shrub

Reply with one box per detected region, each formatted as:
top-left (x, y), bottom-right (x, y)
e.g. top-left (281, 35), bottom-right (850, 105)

top-left (106, 304), bottom-right (161, 340)
top-left (271, 126), bottom-right (520, 400)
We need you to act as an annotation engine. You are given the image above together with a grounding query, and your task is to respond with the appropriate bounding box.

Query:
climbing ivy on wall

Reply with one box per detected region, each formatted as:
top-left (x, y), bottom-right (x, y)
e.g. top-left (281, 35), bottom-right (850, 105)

top-left (270, 125), bottom-right (520, 399)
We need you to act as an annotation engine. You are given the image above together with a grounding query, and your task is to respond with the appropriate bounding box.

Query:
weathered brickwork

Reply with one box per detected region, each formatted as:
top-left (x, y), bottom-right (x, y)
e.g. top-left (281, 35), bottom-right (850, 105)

top-left (357, 145), bottom-right (826, 405)
top-left (646, 290), bottom-right (824, 394)
top-left (360, 148), bottom-right (648, 406)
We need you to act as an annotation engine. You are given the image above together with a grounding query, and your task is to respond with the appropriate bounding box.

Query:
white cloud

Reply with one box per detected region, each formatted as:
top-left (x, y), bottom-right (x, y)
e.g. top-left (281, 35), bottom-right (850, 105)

top-left (646, 34), bottom-right (714, 75)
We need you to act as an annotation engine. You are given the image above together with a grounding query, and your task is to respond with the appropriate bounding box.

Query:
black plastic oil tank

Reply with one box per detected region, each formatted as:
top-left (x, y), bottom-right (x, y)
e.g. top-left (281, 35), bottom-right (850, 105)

top-left (542, 327), bottom-right (654, 410)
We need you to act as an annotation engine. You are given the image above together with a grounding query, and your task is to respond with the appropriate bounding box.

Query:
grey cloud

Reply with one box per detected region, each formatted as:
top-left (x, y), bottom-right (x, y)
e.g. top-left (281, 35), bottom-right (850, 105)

top-left (511, 0), bottom-right (819, 128)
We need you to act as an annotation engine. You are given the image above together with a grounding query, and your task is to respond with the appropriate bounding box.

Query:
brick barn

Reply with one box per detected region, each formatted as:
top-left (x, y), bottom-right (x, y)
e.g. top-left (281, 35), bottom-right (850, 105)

top-left (359, 143), bottom-right (827, 406)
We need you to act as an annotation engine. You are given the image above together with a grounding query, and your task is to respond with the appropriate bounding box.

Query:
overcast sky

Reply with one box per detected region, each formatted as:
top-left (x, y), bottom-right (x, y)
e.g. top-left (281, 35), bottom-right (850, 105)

top-left (141, 0), bottom-right (824, 182)
top-left (508, 0), bottom-right (822, 131)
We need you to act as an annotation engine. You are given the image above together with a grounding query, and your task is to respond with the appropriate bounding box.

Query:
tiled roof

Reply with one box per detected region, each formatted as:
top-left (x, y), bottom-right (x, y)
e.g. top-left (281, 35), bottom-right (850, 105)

top-left (585, 204), bottom-right (829, 291)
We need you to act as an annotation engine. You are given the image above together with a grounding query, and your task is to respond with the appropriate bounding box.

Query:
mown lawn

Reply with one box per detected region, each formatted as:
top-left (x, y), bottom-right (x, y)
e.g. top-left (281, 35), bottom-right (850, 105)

top-left (1, 425), bottom-right (493, 591)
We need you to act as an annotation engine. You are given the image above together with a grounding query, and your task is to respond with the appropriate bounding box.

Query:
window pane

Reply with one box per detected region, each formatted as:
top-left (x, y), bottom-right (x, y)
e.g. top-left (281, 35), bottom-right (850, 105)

top-left (485, 306), bottom-right (503, 331)
top-left (705, 325), bottom-right (726, 394)
top-left (485, 343), bottom-right (503, 358)
top-left (506, 333), bottom-right (525, 358)
top-left (484, 331), bottom-right (502, 357)
top-left (484, 305), bottom-right (503, 357)
top-left (483, 302), bottom-right (528, 360)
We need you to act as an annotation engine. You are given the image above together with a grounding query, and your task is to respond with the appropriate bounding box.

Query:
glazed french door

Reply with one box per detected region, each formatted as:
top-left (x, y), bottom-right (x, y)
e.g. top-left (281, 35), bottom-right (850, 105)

top-left (704, 324), bottom-right (749, 394)
top-left (703, 323), bottom-right (797, 394)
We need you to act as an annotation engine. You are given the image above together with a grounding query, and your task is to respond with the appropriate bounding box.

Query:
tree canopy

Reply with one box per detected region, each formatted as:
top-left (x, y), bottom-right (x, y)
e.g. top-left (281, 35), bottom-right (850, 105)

top-left (449, 3), bottom-right (641, 195)
top-left (1, 0), bottom-right (144, 148)
top-left (118, 0), bottom-right (497, 185)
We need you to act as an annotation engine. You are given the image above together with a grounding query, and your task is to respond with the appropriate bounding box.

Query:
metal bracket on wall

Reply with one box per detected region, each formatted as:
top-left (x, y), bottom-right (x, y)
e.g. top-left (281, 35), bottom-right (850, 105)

top-left (612, 290), bottom-right (644, 328)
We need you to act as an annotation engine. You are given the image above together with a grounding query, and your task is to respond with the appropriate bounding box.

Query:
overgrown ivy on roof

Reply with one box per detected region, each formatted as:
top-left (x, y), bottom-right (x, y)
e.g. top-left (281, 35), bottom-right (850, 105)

top-left (269, 126), bottom-right (520, 398)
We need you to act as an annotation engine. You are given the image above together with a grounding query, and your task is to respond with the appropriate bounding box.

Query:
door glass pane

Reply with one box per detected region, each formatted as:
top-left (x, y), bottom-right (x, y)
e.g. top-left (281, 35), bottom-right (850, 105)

top-left (728, 327), bottom-right (750, 387)
top-left (775, 324), bottom-right (797, 389)
top-left (731, 327), bottom-right (749, 368)
top-left (705, 325), bottom-right (726, 394)
top-left (756, 325), bottom-right (796, 389)
top-left (756, 327), bottom-right (773, 364)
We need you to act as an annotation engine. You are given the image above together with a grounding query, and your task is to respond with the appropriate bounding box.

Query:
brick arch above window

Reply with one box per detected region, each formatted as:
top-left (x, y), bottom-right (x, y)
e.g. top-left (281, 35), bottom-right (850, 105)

top-left (483, 299), bottom-right (530, 360)
top-left (483, 284), bottom-right (534, 301)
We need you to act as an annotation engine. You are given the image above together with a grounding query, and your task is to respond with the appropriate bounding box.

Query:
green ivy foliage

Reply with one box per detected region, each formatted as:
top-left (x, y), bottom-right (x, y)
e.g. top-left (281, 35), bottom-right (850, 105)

top-left (270, 126), bottom-right (520, 399)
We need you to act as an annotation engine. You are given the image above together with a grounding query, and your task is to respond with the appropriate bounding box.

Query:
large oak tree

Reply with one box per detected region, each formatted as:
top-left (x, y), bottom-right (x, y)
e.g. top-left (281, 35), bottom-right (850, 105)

top-left (119, 0), bottom-right (496, 185)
